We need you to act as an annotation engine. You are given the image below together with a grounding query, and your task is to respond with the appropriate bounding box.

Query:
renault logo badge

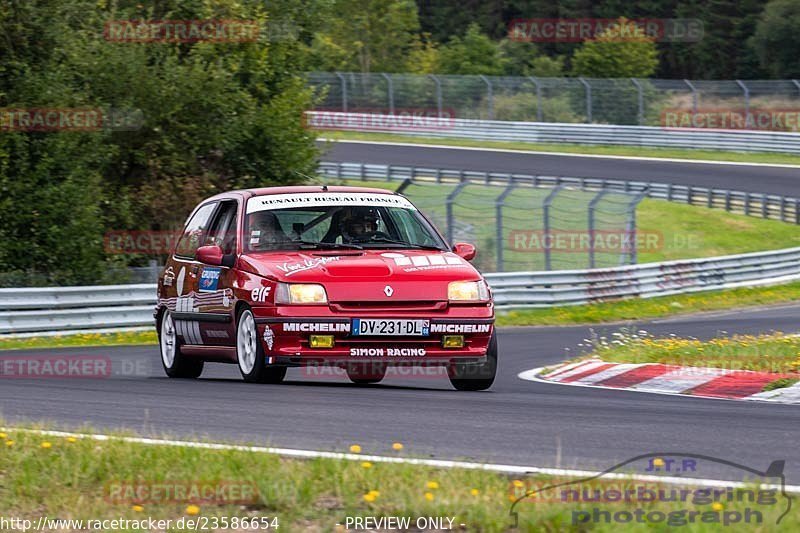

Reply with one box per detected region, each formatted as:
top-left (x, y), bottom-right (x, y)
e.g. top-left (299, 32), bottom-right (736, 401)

top-left (384, 285), bottom-right (394, 297)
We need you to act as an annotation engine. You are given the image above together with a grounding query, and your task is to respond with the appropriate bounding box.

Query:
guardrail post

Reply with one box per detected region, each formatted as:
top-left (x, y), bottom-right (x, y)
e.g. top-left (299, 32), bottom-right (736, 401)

top-left (479, 75), bottom-right (494, 120)
top-left (528, 76), bottom-right (542, 122)
top-left (495, 181), bottom-right (518, 271)
top-left (428, 74), bottom-right (443, 117)
top-left (725, 190), bottom-right (731, 212)
top-left (684, 79), bottom-right (698, 113)
top-left (761, 194), bottom-right (768, 219)
top-left (745, 192), bottom-right (752, 216)
top-left (781, 197), bottom-right (788, 222)
top-left (796, 200), bottom-right (800, 225)
top-left (579, 77), bottom-right (592, 123)
top-left (446, 180), bottom-right (469, 245)
top-left (736, 80), bottom-right (750, 119)
top-left (335, 72), bottom-right (347, 112)
top-left (707, 190), bottom-right (713, 208)
top-left (631, 78), bottom-right (644, 125)
top-left (793, 80), bottom-right (800, 96)
top-left (588, 190), bottom-right (609, 268)
top-left (382, 73), bottom-right (394, 114)
top-left (543, 185), bottom-right (565, 271)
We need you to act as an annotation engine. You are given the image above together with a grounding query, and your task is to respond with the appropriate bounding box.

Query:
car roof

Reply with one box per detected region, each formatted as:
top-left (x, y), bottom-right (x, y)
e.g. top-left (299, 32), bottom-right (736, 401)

top-left (204, 185), bottom-right (399, 202)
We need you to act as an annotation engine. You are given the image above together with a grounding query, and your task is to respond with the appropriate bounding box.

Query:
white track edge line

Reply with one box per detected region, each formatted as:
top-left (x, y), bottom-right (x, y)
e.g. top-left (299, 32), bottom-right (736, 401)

top-left (518, 366), bottom-right (800, 406)
top-left (319, 138), bottom-right (800, 169)
top-left (3, 427), bottom-right (799, 493)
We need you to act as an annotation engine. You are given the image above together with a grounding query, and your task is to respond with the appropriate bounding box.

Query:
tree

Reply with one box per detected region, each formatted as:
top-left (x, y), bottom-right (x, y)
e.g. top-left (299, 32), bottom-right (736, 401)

top-left (308, 0), bottom-right (421, 73)
top-left (0, 0), bottom-right (320, 285)
top-left (571, 18), bottom-right (659, 78)
top-left (749, 0), bottom-right (800, 78)
top-left (437, 23), bottom-right (507, 75)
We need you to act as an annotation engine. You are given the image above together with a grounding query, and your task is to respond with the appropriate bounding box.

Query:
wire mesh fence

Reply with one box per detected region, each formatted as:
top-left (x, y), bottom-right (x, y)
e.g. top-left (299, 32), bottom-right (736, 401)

top-left (308, 72), bottom-right (800, 129)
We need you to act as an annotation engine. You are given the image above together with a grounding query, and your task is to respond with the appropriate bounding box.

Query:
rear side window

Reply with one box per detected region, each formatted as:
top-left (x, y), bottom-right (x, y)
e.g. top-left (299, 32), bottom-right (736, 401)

top-left (175, 202), bottom-right (217, 258)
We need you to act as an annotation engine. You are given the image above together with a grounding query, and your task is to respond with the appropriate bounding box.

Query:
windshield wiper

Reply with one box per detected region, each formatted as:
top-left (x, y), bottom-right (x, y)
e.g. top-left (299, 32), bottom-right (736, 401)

top-left (275, 240), bottom-right (363, 250)
top-left (361, 237), bottom-right (445, 251)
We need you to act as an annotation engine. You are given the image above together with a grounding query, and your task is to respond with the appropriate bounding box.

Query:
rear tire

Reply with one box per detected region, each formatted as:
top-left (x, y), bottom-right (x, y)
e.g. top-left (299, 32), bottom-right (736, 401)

top-left (236, 307), bottom-right (286, 384)
top-left (346, 362), bottom-right (387, 385)
top-left (448, 332), bottom-right (497, 391)
top-left (159, 310), bottom-right (203, 379)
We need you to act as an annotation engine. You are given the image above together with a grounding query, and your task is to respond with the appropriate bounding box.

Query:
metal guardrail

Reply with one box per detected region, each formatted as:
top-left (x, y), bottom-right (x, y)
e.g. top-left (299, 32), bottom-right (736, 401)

top-left (318, 161), bottom-right (800, 224)
top-left (308, 111), bottom-right (800, 153)
top-left (3, 246), bottom-right (800, 332)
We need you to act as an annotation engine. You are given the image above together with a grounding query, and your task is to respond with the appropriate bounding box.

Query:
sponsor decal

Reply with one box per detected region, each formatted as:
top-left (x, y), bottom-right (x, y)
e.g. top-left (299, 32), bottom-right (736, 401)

top-left (429, 323), bottom-right (491, 334)
top-left (163, 266), bottom-right (175, 287)
top-left (382, 252), bottom-right (467, 272)
top-left (199, 267), bottom-right (221, 292)
top-left (276, 256), bottom-right (340, 277)
top-left (263, 326), bottom-right (275, 350)
top-left (251, 286), bottom-right (271, 302)
top-left (349, 348), bottom-right (427, 357)
top-left (283, 322), bottom-right (350, 333)
top-left (204, 330), bottom-right (229, 339)
top-left (246, 193), bottom-right (417, 213)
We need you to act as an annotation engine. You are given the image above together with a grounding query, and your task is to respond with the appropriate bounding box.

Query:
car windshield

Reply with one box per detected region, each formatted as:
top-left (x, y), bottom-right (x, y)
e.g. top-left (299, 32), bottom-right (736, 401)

top-left (245, 193), bottom-right (448, 252)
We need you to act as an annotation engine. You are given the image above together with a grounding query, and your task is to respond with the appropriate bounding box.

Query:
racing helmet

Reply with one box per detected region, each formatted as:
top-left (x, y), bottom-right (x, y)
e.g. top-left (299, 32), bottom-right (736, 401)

top-left (339, 206), bottom-right (379, 241)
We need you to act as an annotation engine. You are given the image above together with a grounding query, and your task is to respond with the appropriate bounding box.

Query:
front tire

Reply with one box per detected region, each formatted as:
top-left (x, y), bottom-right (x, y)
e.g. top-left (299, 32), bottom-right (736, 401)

top-left (448, 332), bottom-right (497, 391)
top-left (159, 310), bottom-right (203, 379)
top-left (236, 307), bottom-right (286, 384)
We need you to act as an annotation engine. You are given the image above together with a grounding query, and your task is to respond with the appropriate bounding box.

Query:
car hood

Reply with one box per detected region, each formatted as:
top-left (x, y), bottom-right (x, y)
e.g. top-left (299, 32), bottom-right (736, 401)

top-left (238, 249), bottom-right (482, 302)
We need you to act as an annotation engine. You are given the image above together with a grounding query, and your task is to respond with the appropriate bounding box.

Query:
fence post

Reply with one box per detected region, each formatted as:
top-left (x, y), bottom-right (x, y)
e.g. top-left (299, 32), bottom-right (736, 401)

top-left (588, 190), bottom-right (609, 269)
top-left (479, 75), bottom-right (494, 120)
top-left (382, 73), bottom-right (394, 114)
top-left (335, 72), bottom-right (347, 112)
top-left (528, 76), bottom-right (542, 122)
top-left (627, 190), bottom-right (649, 265)
top-left (446, 180), bottom-right (469, 245)
top-left (495, 181), bottom-right (517, 272)
top-left (428, 74), bottom-right (443, 117)
top-left (543, 185), bottom-right (565, 271)
top-left (579, 77), bottom-right (592, 123)
top-left (684, 79), bottom-right (698, 113)
top-left (631, 78), bottom-right (644, 125)
top-left (736, 80), bottom-right (750, 119)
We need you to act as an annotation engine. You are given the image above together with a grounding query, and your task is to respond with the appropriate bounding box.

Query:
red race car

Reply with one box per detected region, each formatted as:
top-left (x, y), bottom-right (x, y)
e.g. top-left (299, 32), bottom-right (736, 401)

top-left (155, 185), bottom-right (496, 390)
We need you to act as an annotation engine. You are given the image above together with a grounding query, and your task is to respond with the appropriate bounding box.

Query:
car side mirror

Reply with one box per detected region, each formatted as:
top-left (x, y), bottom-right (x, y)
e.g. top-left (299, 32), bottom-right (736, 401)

top-left (196, 245), bottom-right (223, 266)
top-left (452, 242), bottom-right (476, 261)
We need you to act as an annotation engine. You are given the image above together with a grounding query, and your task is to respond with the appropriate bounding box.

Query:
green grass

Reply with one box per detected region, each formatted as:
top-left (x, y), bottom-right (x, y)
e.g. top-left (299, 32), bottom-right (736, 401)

top-left (496, 281), bottom-right (800, 326)
top-left (576, 330), bottom-right (800, 374)
top-left (763, 377), bottom-right (800, 392)
top-left (1, 426), bottom-right (795, 532)
top-left (0, 330), bottom-right (157, 351)
top-left (319, 130), bottom-right (800, 166)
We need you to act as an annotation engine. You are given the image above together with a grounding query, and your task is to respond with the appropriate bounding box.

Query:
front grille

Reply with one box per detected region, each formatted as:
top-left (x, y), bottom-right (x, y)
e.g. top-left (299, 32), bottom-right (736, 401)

top-left (331, 301), bottom-right (446, 312)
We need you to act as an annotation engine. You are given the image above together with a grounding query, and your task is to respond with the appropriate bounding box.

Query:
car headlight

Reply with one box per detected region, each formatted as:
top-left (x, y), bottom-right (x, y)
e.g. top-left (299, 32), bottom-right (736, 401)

top-left (275, 283), bottom-right (328, 304)
top-left (448, 280), bottom-right (489, 302)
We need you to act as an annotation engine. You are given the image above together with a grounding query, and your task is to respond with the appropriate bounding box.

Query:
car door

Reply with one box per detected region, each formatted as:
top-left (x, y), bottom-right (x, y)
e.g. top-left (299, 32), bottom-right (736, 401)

top-left (168, 201), bottom-right (218, 346)
top-left (193, 199), bottom-right (239, 346)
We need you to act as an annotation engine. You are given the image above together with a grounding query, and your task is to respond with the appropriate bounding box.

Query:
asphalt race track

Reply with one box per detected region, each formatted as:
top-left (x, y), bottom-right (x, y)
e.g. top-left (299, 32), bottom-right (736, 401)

top-left (2, 303), bottom-right (799, 483)
top-left (321, 140), bottom-right (800, 196)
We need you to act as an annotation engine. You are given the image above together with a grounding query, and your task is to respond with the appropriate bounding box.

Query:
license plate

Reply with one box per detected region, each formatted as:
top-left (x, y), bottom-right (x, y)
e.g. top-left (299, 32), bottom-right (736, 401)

top-left (351, 319), bottom-right (430, 336)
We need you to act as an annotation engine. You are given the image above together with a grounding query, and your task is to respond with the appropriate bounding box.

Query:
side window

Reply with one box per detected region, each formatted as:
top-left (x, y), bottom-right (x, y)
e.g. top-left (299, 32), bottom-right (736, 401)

top-left (174, 202), bottom-right (217, 258)
top-left (206, 201), bottom-right (238, 255)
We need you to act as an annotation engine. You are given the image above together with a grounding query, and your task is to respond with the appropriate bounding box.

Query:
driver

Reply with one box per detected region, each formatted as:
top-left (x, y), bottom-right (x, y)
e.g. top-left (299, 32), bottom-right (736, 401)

top-left (339, 206), bottom-right (380, 243)
top-left (248, 211), bottom-right (285, 248)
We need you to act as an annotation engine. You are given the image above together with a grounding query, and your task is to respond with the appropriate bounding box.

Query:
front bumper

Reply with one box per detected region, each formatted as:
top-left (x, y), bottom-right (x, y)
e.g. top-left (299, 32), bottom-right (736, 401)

top-left (254, 312), bottom-right (493, 366)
